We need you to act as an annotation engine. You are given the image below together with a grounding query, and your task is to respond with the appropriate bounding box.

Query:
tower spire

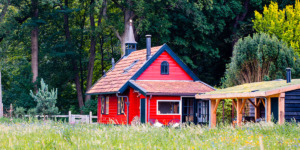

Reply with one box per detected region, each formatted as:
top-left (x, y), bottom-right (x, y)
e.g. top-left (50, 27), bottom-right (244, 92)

top-left (125, 19), bottom-right (137, 56)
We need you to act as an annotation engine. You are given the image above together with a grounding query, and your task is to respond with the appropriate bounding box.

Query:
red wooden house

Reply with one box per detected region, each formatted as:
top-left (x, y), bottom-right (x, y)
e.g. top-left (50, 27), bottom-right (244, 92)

top-left (86, 21), bottom-right (215, 125)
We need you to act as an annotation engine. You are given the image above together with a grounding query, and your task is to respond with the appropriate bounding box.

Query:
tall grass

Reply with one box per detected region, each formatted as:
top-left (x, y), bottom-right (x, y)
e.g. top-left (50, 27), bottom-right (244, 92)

top-left (0, 119), bottom-right (300, 149)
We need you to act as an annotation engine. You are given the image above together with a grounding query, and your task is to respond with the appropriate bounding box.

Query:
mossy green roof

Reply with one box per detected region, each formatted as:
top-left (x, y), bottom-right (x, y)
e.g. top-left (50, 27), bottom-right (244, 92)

top-left (207, 79), bottom-right (300, 95)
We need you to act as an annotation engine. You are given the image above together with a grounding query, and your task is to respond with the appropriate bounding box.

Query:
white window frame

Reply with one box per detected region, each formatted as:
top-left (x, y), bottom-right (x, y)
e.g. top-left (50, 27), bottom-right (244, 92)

top-left (156, 100), bottom-right (181, 115)
top-left (105, 96), bottom-right (109, 114)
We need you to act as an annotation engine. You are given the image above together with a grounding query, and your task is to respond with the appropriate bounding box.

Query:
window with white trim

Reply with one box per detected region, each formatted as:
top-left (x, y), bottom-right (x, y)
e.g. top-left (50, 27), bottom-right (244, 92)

top-left (118, 97), bottom-right (125, 115)
top-left (157, 101), bottom-right (180, 115)
top-left (101, 96), bottom-right (106, 114)
top-left (101, 96), bottom-right (109, 114)
top-left (105, 96), bottom-right (109, 114)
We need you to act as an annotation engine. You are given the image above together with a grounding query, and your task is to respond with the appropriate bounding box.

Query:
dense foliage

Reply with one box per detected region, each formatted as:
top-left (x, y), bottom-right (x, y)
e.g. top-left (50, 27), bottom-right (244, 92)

top-left (0, 120), bottom-right (300, 149)
top-left (222, 33), bottom-right (300, 87)
top-left (0, 0), bottom-right (297, 113)
top-left (253, 1), bottom-right (300, 55)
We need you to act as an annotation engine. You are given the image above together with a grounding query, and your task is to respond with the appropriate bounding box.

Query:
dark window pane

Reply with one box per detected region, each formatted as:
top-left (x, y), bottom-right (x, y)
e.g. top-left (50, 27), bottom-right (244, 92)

top-left (161, 61), bottom-right (169, 74)
top-left (158, 101), bottom-right (179, 114)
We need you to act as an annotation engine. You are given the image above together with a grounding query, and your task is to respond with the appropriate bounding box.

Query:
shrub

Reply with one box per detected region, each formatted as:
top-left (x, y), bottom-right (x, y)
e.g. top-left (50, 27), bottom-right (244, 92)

top-left (27, 108), bottom-right (37, 117)
top-left (14, 107), bottom-right (26, 118)
top-left (81, 100), bottom-right (97, 115)
top-left (30, 79), bottom-right (59, 118)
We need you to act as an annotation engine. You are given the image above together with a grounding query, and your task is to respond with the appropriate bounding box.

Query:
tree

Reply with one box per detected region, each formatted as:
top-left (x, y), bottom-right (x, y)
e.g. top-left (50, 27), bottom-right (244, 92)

top-left (253, 1), bottom-right (300, 55)
top-left (31, 0), bottom-right (39, 87)
top-left (222, 33), bottom-right (300, 87)
top-left (30, 79), bottom-right (59, 117)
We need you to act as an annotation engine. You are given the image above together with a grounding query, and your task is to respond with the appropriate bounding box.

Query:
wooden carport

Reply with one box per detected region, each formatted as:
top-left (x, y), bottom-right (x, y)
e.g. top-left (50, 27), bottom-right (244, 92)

top-left (196, 79), bottom-right (300, 127)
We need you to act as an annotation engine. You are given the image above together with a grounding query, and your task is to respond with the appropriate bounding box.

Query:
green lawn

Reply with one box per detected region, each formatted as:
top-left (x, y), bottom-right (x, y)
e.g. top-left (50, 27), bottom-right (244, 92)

top-left (0, 118), bottom-right (300, 149)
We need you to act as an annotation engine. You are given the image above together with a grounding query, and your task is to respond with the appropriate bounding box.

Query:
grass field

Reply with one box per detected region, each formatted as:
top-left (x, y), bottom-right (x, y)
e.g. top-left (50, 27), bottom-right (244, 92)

top-left (0, 118), bottom-right (300, 149)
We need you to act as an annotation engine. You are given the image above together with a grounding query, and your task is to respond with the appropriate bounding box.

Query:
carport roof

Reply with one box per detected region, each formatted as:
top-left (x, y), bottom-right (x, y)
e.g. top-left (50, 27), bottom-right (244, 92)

top-left (196, 79), bottom-right (300, 99)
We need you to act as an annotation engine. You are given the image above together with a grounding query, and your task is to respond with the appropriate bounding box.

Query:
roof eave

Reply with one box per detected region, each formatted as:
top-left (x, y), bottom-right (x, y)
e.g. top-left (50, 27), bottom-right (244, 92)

top-left (196, 83), bottom-right (300, 99)
top-left (85, 91), bottom-right (118, 96)
top-left (147, 92), bottom-right (199, 96)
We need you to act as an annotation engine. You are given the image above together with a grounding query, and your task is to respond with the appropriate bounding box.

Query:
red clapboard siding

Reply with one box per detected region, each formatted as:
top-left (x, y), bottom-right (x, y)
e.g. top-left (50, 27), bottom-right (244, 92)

top-left (147, 96), bottom-right (181, 125)
top-left (137, 51), bottom-right (193, 80)
top-left (98, 94), bottom-right (127, 124)
top-left (128, 87), bottom-right (141, 124)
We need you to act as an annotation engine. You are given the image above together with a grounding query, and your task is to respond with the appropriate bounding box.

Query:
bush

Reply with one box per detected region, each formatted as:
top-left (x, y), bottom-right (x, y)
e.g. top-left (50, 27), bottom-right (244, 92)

top-left (30, 79), bottom-right (59, 117)
top-left (27, 108), bottom-right (37, 117)
top-left (81, 100), bottom-right (97, 115)
top-left (14, 107), bottom-right (26, 118)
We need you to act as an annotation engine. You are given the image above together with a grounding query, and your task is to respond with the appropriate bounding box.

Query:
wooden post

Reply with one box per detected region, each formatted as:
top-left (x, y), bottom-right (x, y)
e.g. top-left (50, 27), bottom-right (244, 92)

top-left (0, 71), bottom-right (2, 117)
top-left (222, 100), bottom-right (225, 124)
top-left (267, 97), bottom-right (271, 122)
top-left (9, 104), bottom-right (13, 118)
top-left (68, 111), bottom-right (71, 123)
top-left (231, 100), bottom-right (235, 122)
top-left (236, 99), bottom-right (243, 127)
top-left (255, 98), bottom-right (260, 121)
top-left (210, 99), bottom-right (217, 128)
top-left (278, 93), bottom-right (285, 124)
top-left (89, 111), bottom-right (92, 124)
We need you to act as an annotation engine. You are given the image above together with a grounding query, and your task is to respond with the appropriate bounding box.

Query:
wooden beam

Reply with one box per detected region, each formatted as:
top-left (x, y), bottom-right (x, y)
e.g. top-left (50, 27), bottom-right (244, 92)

top-left (257, 98), bottom-right (261, 105)
top-left (211, 100), bottom-right (217, 128)
top-left (239, 99), bottom-right (247, 114)
top-left (236, 99), bottom-right (243, 127)
top-left (232, 99), bottom-right (237, 110)
top-left (278, 93), bottom-right (285, 125)
top-left (213, 99), bottom-right (221, 114)
top-left (247, 99), bottom-right (257, 108)
top-left (267, 97), bottom-right (271, 122)
top-left (255, 98), bottom-right (260, 121)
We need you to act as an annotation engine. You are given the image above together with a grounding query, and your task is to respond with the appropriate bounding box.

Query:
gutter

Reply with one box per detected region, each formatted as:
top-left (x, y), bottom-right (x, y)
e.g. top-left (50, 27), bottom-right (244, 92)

top-left (116, 93), bottom-right (130, 125)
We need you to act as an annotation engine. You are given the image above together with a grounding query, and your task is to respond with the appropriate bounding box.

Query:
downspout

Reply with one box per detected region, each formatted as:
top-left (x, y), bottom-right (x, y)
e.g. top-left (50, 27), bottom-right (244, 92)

top-left (148, 95), bottom-right (152, 123)
top-left (116, 93), bottom-right (129, 125)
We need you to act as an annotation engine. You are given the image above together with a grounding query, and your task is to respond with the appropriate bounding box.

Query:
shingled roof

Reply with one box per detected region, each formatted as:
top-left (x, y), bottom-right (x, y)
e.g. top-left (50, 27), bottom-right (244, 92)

top-left (129, 80), bottom-right (215, 96)
top-left (86, 45), bottom-right (162, 95)
top-left (86, 44), bottom-right (215, 95)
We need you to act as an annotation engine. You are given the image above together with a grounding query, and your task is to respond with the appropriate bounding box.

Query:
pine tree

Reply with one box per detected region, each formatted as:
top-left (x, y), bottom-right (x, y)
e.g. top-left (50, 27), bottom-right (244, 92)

top-left (30, 79), bottom-right (59, 118)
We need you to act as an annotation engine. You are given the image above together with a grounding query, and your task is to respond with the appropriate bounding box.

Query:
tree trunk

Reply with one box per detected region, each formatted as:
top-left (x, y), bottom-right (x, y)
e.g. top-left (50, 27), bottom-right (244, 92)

top-left (85, 0), bottom-right (96, 102)
top-left (111, 0), bottom-right (135, 56)
top-left (31, 0), bottom-right (39, 89)
top-left (62, 0), bottom-right (84, 110)
top-left (100, 37), bottom-right (104, 76)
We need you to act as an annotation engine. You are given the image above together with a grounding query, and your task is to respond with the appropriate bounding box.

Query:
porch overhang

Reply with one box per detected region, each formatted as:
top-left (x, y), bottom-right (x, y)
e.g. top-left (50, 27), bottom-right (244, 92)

top-left (196, 79), bottom-right (300, 128)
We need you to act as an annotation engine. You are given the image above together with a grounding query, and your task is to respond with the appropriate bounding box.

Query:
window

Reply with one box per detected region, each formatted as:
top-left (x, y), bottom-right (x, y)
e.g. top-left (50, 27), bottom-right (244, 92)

top-left (105, 96), bottom-right (109, 114)
top-left (197, 101), bottom-right (209, 124)
top-left (101, 96), bottom-right (105, 114)
top-left (161, 61), bottom-right (169, 75)
top-left (157, 101), bottom-right (180, 115)
top-left (118, 97), bottom-right (125, 115)
top-left (101, 96), bottom-right (109, 114)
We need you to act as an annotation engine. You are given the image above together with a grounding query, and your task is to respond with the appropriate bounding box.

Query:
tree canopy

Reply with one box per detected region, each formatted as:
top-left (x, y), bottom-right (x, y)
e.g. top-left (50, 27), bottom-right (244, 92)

top-left (222, 33), bottom-right (300, 87)
top-left (0, 0), bottom-right (297, 114)
top-left (253, 0), bottom-right (300, 55)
